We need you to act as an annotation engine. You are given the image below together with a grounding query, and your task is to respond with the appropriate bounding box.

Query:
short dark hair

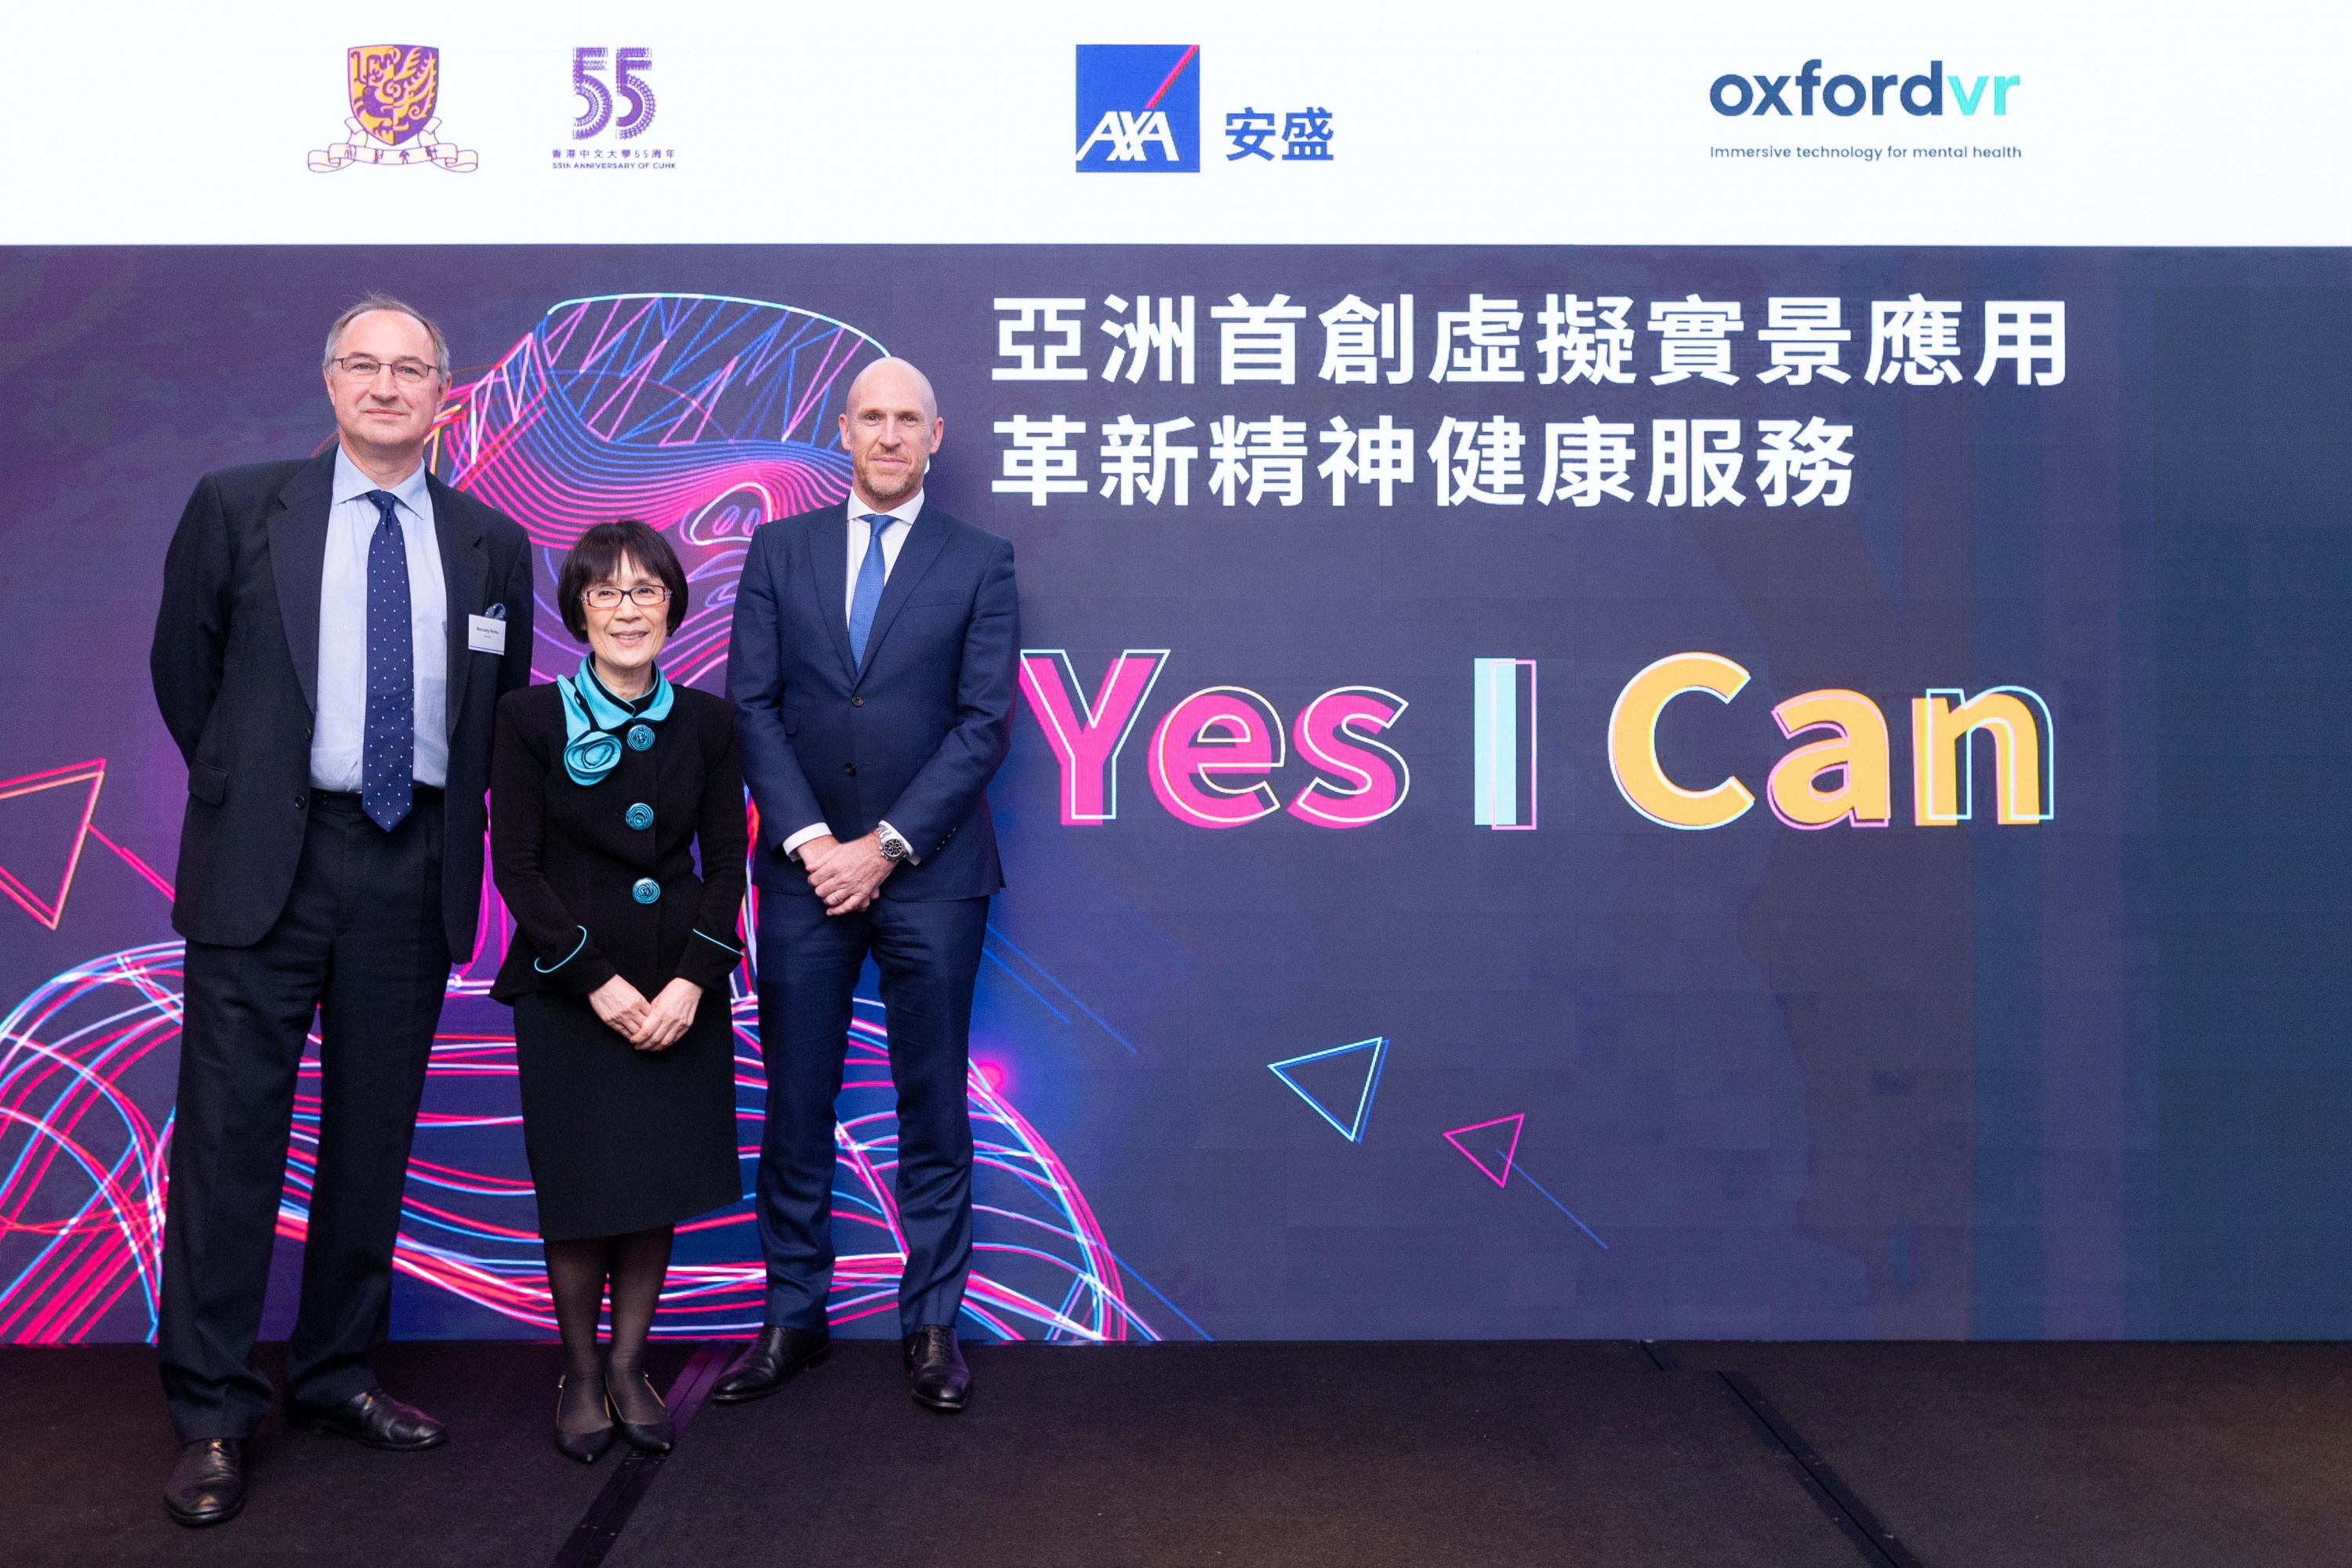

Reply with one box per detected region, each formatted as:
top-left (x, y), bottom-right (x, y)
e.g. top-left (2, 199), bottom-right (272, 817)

top-left (557, 521), bottom-right (689, 640)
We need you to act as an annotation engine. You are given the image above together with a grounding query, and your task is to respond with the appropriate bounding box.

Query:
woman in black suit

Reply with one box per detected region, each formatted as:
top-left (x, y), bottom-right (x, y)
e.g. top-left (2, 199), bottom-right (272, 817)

top-left (490, 521), bottom-right (746, 1462)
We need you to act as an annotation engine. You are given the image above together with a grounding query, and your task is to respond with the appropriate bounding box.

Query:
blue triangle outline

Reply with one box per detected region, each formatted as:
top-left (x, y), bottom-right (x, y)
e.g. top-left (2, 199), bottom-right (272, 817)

top-left (1267, 1036), bottom-right (1391, 1144)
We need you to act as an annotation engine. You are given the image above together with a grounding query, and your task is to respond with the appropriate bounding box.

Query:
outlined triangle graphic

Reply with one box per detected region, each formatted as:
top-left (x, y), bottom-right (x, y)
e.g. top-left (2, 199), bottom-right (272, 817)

top-left (0, 760), bottom-right (105, 930)
top-left (1267, 1036), bottom-right (1390, 1144)
top-left (1443, 1113), bottom-right (1526, 1188)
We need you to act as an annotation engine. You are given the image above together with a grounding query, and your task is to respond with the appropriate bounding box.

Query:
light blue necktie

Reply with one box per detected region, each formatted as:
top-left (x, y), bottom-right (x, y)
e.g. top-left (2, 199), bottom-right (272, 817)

top-left (848, 514), bottom-right (891, 668)
top-left (359, 490), bottom-right (416, 832)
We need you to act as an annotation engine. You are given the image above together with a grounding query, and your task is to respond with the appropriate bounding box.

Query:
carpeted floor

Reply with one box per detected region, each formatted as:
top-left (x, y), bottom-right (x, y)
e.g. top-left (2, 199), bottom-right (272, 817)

top-left (606, 1341), bottom-right (1852, 1568)
top-left (1677, 1341), bottom-right (2352, 1568)
top-left (0, 1339), bottom-right (690, 1567)
top-left (5, 1340), bottom-right (2349, 1566)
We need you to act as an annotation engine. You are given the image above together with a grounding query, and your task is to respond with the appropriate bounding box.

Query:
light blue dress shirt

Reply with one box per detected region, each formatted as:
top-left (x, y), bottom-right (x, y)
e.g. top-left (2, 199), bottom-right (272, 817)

top-left (310, 447), bottom-right (449, 792)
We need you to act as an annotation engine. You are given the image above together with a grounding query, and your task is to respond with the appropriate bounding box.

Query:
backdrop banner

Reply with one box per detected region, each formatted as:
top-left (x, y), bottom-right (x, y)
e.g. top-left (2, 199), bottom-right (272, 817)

top-left (3, 243), bottom-right (2347, 1345)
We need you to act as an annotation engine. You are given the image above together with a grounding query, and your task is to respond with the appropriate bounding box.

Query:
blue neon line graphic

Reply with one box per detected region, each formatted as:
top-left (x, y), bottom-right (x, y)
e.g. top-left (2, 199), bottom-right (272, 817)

top-left (985, 925), bottom-right (1141, 1054)
top-left (982, 945), bottom-right (1071, 1024)
top-left (1107, 1247), bottom-right (1214, 1341)
top-left (543, 293), bottom-right (885, 361)
top-left (1268, 1036), bottom-right (1390, 1143)
top-left (1502, 1150), bottom-right (1607, 1250)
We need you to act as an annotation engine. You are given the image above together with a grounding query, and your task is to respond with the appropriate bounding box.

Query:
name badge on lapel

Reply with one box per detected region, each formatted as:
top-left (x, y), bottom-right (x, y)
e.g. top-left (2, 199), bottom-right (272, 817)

top-left (468, 609), bottom-right (508, 655)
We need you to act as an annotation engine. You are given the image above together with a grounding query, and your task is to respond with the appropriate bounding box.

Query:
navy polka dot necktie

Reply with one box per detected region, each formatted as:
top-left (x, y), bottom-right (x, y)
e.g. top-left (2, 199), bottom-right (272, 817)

top-left (360, 490), bottom-right (416, 832)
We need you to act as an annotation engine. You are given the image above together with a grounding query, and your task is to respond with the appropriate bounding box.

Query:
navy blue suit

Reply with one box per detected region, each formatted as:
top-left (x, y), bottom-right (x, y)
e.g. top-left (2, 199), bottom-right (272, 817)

top-left (727, 499), bottom-right (1018, 1333)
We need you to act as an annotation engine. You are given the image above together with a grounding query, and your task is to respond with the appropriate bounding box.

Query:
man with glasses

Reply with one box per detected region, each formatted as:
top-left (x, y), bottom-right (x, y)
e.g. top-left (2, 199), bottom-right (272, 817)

top-left (148, 296), bottom-right (534, 1526)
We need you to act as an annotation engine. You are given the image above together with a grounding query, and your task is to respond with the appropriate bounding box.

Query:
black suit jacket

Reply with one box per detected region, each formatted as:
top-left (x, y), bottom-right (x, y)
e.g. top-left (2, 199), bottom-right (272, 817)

top-left (726, 500), bottom-right (1018, 899)
top-left (149, 448), bottom-right (535, 956)
top-left (487, 683), bottom-right (748, 1004)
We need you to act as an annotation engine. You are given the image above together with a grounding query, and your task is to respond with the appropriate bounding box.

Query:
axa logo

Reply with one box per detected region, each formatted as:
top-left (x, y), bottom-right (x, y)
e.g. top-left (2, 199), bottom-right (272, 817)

top-left (1709, 60), bottom-right (2022, 118)
top-left (1076, 45), bottom-right (1201, 172)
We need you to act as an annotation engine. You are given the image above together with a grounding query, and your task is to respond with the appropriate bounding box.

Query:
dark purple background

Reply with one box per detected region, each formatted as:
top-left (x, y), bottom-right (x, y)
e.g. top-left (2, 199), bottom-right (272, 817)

top-left (2, 245), bottom-right (2346, 1342)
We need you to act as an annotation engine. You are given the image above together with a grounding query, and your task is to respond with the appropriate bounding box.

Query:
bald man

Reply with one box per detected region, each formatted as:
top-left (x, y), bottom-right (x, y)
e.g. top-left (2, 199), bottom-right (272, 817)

top-left (720, 358), bottom-right (1018, 1410)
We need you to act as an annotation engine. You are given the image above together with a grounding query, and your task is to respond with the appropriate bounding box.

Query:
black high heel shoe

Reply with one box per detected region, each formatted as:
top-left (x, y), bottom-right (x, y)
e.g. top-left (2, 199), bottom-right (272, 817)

top-left (608, 1368), bottom-right (675, 1454)
top-left (553, 1374), bottom-right (615, 1464)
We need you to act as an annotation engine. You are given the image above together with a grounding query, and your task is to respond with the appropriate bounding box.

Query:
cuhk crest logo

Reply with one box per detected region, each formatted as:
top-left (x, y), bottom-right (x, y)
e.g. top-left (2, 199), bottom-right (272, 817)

top-left (1076, 45), bottom-right (1200, 172)
top-left (309, 45), bottom-right (478, 172)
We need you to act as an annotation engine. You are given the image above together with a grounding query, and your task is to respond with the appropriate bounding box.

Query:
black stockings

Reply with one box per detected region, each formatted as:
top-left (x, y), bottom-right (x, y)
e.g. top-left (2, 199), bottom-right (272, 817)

top-left (544, 1225), bottom-right (676, 1430)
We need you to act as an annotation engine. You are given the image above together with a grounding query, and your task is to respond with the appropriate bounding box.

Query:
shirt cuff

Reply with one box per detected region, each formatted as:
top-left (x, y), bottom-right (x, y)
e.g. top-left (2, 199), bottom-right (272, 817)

top-left (877, 820), bottom-right (920, 866)
top-left (780, 822), bottom-right (830, 862)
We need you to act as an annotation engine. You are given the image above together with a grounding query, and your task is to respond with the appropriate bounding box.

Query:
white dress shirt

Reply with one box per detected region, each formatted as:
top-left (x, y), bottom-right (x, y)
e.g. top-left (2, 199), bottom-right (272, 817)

top-left (840, 489), bottom-right (921, 620)
top-left (310, 447), bottom-right (448, 793)
top-left (782, 492), bottom-right (923, 863)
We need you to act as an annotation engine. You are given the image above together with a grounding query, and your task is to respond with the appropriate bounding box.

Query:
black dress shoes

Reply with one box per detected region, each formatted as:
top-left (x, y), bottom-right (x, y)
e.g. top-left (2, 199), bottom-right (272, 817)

top-left (904, 1326), bottom-right (971, 1410)
top-left (164, 1437), bottom-right (245, 1527)
top-left (710, 1325), bottom-right (830, 1403)
top-left (285, 1386), bottom-right (448, 1450)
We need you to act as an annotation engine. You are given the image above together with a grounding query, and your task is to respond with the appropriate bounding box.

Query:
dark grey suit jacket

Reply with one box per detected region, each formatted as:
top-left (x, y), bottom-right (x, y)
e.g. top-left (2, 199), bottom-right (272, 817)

top-left (149, 447), bottom-right (535, 955)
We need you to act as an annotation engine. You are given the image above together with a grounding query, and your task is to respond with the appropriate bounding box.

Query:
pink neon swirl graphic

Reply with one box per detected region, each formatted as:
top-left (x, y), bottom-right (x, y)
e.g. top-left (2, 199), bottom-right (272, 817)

top-left (0, 295), bottom-right (1179, 1347)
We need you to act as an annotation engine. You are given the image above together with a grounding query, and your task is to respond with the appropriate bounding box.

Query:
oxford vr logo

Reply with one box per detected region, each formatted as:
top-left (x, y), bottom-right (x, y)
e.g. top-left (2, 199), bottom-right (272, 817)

top-left (1076, 44), bottom-right (1200, 172)
top-left (1708, 59), bottom-right (2023, 118)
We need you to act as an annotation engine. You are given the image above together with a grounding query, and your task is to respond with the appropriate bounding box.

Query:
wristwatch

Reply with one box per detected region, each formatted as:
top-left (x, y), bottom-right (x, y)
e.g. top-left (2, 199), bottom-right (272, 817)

top-left (877, 823), bottom-right (913, 864)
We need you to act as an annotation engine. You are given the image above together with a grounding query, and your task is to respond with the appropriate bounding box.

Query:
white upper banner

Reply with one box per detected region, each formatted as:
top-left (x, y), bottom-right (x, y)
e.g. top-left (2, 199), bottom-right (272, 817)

top-left (13, 0), bottom-right (2347, 246)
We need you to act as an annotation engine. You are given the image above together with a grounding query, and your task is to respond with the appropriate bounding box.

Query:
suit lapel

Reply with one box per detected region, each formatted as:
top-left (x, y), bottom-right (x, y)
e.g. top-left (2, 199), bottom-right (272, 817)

top-left (431, 479), bottom-right (488, 742)
top-left (855, 503), bottom-right (948, 684)
top-left (267, 450), bottom-right (336, 714)
top-left (806, 510), bottom-right (858, 684)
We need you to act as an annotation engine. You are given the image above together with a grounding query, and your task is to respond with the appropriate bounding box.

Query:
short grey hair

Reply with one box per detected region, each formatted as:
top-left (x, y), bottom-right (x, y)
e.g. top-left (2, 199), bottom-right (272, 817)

top-left (322, 293), bottom-right (451, 377)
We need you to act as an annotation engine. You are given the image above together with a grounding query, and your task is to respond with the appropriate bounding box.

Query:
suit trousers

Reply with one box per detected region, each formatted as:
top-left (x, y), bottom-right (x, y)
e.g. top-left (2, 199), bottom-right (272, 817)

top-left (158, 790), bottom-right (448, 1440)
top-left (753, 891), bottom-right (988, 1335)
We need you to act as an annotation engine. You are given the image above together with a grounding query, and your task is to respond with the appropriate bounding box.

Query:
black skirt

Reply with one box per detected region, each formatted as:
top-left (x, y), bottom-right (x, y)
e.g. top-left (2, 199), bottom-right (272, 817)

top-left (513, 987), bottom-right (742, 1241)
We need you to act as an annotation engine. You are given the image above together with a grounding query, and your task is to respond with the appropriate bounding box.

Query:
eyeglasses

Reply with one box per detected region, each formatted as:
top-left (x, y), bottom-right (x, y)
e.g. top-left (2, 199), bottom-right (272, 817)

top-left (581, 584), bottom-right (673, 610)
top-left (331, 355), bottom-right (441, 386)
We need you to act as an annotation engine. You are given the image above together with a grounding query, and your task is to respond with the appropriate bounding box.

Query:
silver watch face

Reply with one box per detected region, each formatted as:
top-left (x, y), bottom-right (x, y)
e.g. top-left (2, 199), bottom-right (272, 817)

top-left (880, 833), bottom-right (909, 862)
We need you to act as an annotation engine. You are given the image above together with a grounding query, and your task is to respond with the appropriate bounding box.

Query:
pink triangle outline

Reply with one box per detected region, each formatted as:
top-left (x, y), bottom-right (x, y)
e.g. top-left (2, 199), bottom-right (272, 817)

top-left (0, 759), bottom-right (106, 931)
top-left (1442, 1113), bottom-right (1526, 1189)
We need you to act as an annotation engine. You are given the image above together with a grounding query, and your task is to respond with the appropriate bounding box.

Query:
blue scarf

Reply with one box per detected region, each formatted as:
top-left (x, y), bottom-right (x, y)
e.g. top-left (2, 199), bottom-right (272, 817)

top-left (556, 657), bottom-right (673, 786)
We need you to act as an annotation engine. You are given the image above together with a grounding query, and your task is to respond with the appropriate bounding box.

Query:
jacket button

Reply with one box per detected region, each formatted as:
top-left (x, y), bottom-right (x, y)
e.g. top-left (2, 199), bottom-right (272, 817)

top-left (625, 802), bottom-right (654, 830)
top-left (293, 794), bottom-right (306, 810)
top-left (851, 696), bottom-right (865, 707)
top-left (631, 877), bottom-right (661, 905)
top-left (844, 763), bottom-right (856, 776)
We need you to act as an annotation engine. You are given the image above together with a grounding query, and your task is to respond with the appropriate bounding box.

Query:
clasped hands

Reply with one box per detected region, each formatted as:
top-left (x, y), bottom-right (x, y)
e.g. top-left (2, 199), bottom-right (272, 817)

top-left (588, 975), bottom-right (703, 1051)
top-left (798, 832), bottom-right (896, 916)
top-left (586, 833), bottom-right (894, 1045)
